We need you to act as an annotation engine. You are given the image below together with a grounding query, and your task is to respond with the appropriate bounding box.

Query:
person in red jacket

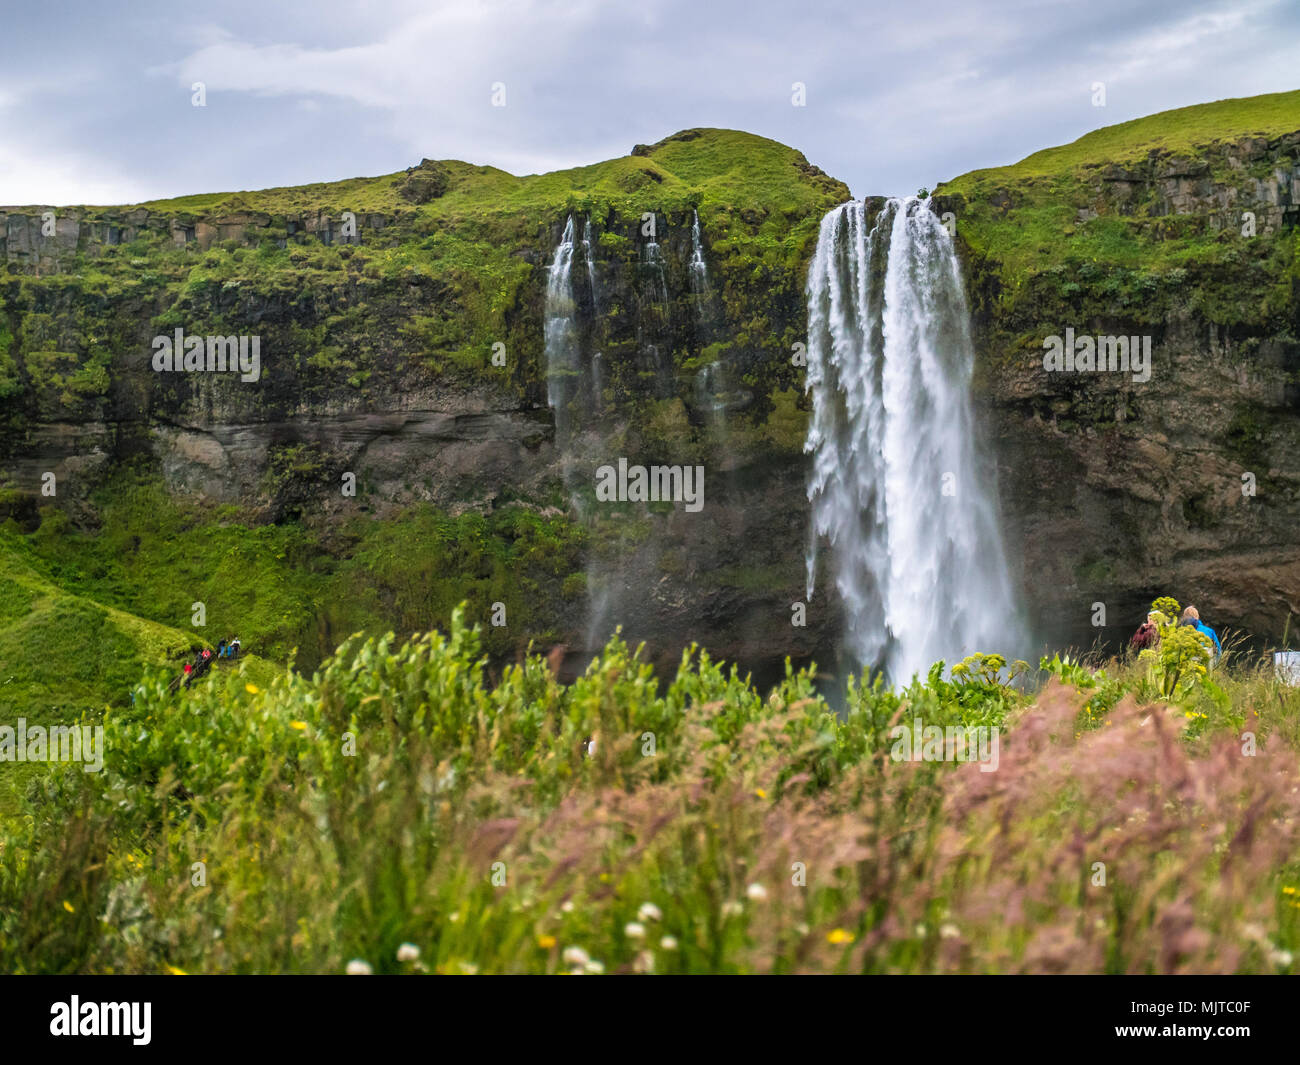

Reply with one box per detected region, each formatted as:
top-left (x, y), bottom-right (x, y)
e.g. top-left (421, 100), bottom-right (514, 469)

top-left (1130, 612), bottom-right (1161, 652)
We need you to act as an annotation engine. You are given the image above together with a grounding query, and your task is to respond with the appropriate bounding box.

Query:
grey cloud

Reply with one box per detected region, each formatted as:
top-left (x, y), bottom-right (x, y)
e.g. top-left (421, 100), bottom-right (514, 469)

top-left (1, 0), bottom-right (1297, 205)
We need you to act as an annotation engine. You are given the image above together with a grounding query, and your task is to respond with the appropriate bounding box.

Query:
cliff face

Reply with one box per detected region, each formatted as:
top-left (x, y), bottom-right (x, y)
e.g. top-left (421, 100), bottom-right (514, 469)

top-left (0, 130), bottom-right (850, 675)
top-left (938, 93), bottom-right (1300, 654)
top-left (4, 97), bottom-right (1299, 680)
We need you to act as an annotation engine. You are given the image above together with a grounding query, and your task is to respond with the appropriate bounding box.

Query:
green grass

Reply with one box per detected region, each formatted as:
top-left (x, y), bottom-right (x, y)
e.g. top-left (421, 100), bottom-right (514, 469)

top-left (2, 611), bottom-right (1297, 974)
top-left (948, 90), bottom-right (1300, 191)
top-left (934, 89), bottom-right (1300, 349)
top-left (111, 128), bottom-right (841, 221)
top-left (1, 128), bottom-right (847, 447)
top-left (0, 533), bottom-right (208, 813)
top-left (12, 465), bottom-right (586, 670)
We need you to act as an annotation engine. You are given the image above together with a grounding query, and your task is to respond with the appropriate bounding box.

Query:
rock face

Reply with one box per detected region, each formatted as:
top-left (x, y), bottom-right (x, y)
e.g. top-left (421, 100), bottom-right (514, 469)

top-left (941, 129), bottom-right (1300, 656)
top-left (0, 208), bottom-right (395, 270)
top-left (0, 130), bottom-right (847, 677)
top-left (2, 116), bottom-right (1297, 679)
top-left (1099, 134), bottom-right (1300, 232)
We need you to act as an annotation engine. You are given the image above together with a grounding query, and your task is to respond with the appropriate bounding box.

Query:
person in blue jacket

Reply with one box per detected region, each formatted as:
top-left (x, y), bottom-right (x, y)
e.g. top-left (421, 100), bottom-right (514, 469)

top-left (1181, 605), bottom-right (1221, 656)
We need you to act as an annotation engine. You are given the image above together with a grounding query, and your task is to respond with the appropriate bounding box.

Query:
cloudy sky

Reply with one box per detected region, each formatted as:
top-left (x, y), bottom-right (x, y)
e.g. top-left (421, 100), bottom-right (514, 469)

top-left (2, 0), bottom-right (1297, 206)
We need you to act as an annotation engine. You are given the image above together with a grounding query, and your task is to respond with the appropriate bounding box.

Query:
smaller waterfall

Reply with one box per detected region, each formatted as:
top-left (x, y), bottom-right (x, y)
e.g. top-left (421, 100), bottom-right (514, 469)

top-left (544, 215), bottom-right (580, 441)
top-left (644, 342), bottom-right (671, 396)
top-left (696, 360), bottom-right (725, 413)
top-left (582, 215), bottom-right (598, 308)
top-left (689, 210), bottom-right (710, 295)
top-left (642, 213), bottom-right (669, 303)
top-left (695, 360), bottom-right (751, 420)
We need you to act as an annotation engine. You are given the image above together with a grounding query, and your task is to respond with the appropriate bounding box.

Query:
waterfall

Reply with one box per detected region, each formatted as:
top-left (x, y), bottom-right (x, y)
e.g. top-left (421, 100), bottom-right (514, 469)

top-left (689, 209), bottom-right (732, 441)
top-left (582, 215), bottom-right (598, 308)
top-left (545, 215), bottom-right (580, 441)
top-left (696, 360), bottom-right (725, 413)
top-left (543, 214), bottom-right (623, 657)
top-left (804, 196), bottom-right (1019, 684)
top-left (689, 209), bottom-right (710, 295)
top-left (642, 213), bottom-right (669, 303)
top-left (545, 214), bottom-right (608, 652)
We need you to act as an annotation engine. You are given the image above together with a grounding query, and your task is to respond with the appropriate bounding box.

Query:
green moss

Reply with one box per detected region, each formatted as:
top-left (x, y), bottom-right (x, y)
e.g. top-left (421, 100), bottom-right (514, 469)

top-left (947, 90), bottom-right (1300, 187)
top-left (1075, 558), bottom-right (1114, 585)
top-left (17, 467), bottom-right (585, 669)
top-left (1223, 408), bottom-right (1275, 469)
top-left (0, 530), bottom-right (212, 813)
top-left (938, 91), bottom-right (1300, 323)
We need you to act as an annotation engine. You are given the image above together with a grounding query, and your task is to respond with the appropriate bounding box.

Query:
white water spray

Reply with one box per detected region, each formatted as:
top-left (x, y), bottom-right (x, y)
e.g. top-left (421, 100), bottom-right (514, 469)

top-left (582, 215), bottom-right (598, 307)
top-left (689, 209), bottom-right (709, 295)
top-left (642, 212), bottom-right (669, 304)
top-left (545, 215), bottom-right (580, 439)
top-left (804, 197), bottom-right (1019, 683)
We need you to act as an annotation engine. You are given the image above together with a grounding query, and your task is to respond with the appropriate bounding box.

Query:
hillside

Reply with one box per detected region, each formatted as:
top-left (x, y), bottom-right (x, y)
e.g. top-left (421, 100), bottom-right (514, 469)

top-left (0, 129), bottom-right (850, 679)
top-left (0, 529), bottom-right (287, 811)
top-left (935, 91), bottom-right (1300, 653)
top-left (947, 89), bottom-right (1300, 187)
top-left (935, 91), bottom-right (1300, 298)
top-left (0, 533), bottom-right (186, 811)
top-left (2, 98), bottom-right (1299, 679)
top-left (4, 609), bottom-right (1298, 974)
top-left (0, 127), bottom-right (845, 413)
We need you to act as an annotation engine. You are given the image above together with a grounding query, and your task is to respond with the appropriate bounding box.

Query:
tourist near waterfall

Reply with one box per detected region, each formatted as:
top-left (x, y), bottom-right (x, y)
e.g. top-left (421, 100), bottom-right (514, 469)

top-left (169, 636), bottom-right (243, 692)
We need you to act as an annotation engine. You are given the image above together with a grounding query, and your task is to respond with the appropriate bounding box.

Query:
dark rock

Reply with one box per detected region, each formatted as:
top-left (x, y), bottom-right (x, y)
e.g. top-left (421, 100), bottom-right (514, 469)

top-left (396, 160), bottom-right (449, 204)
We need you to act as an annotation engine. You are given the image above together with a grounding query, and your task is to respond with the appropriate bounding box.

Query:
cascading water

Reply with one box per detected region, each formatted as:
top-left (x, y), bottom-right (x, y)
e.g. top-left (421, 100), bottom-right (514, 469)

top-left (689, 209), bottom-right (710, 295)
top-left (544, 215), bottom-right (580, 442)
top-left (582, 214), bottom-right (598, 309)
top-left (804, 196), bottom-right (1020, 684)
top-left (689, 209), bottom-right (730, 433)
top-left (642, 212), bottom-right (669, 304)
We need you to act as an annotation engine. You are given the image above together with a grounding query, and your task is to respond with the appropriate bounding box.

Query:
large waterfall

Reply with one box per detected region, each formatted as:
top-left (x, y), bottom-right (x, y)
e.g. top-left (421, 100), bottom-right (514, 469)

top-left (804, 196), bottom-right (1019, 684)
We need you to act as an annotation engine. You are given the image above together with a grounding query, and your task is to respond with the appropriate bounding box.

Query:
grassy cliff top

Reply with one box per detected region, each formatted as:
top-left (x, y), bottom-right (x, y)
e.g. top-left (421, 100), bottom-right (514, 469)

top-left (0, 127), bottom-right (850, 415)
top-left (934, 90), bottom-right (1300, 314)
top-left (46, 128), bottom-right (845, 221)
top-left (942, 89), bottom-right (1300, 196)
